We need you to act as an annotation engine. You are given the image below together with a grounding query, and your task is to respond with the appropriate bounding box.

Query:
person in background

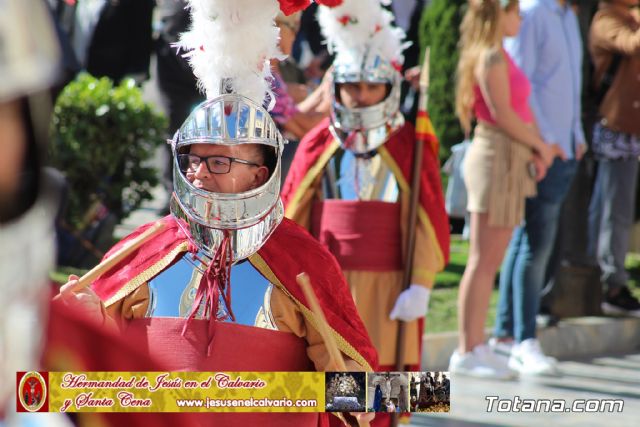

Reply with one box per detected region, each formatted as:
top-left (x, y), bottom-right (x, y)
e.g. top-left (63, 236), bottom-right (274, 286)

top-left (587, 0), bottom-right (640, 317)
top-left (282, 3), bottom-right (449, 425)
top-left (271, 11), bottom-right (331, 142)
top-left (271, 10), bottom-right (332, 184)
top-left (490, 0), bottom-right (584, 377)
top-left (294, 3), bottom-right (332, 84)
top-left (441, 373), bottom-right (450, 394)
top-left (449, 0), bottom-right (561, 379)
top-left (391, 0), bottom-right (426, 122)
top-left (373, 383), bottom-right (383, 412)
top-left (283, 0), bottom-right (449, 375)
top-left (1, 5), bottom-right (205, 427)
top-left (50, 0), bottom-right (154, 84)
top-left (398, 384), bottom-right (408, 411)
top-left (0, 1), bottom-right (62, 422)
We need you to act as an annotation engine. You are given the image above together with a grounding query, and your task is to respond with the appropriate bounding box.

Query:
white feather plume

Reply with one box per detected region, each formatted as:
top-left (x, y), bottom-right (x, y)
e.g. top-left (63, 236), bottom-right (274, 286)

top-left (175, 0), bottom-right (285, 109)
top-left (318, 0), bottom-right (409, 67)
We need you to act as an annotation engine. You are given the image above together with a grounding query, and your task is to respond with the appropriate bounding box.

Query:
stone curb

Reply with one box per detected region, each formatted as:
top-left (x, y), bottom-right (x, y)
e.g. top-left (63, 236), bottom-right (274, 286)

top-left (421, 316), bottom-right (640, 371)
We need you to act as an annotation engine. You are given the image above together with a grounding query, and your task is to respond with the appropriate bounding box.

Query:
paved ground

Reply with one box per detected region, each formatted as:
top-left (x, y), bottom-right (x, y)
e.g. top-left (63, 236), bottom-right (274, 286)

top-left (404, 352), bottom-right (639, 427)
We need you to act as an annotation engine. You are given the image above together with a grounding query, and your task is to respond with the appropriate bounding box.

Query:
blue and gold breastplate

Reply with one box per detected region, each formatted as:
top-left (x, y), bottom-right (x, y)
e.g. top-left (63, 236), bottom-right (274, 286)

top-left (145, 253), bottom-right (278, 330)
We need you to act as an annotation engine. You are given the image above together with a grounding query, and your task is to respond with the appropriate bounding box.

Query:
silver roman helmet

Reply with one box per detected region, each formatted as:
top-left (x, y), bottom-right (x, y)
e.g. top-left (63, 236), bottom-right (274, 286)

top-left (318, 0), bottom-right (409, 153)
top-left (169, 94), bottom-right (286, 261)
top-left (329, 46), bottom-right (405, 153)
top-left (170, 0), bottom-right (288, 261)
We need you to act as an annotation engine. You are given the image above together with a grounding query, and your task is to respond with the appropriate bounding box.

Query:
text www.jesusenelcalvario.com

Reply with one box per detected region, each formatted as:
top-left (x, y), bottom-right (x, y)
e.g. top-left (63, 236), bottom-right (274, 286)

top-left (486, 396), bottom-right (624, 413)
top-left (176, 397), bottom-right (318, 409)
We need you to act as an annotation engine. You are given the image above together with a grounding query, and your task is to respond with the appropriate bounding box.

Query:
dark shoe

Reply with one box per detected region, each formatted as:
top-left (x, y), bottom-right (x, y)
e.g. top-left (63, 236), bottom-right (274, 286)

top-left (602, 286), bottom-right (640, 317)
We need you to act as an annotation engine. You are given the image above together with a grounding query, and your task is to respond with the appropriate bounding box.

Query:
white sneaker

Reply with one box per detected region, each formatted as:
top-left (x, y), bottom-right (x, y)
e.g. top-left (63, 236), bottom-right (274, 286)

top-left (449, 344), bottom-right (516, 380)
top-left (508, 338), bottom-right (558, 376)
top-left (488, 337), bottom-right (513, 361)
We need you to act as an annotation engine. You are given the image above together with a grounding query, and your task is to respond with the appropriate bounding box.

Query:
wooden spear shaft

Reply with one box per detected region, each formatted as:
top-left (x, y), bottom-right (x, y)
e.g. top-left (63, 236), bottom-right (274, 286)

top-left (58, 221), bottom-right (166, 295)
top-left (392, 47), bottom-right (431, 427)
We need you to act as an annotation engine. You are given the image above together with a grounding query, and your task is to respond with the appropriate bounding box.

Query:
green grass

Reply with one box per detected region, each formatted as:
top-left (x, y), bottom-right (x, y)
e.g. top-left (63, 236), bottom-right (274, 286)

top-left (623, 253), bottom-right (640, 300)
top-left (430, 236), bottom-right (470, 334)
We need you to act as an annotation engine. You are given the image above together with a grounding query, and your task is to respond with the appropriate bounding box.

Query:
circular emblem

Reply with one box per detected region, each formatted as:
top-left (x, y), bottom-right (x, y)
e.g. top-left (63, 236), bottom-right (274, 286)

top-left (18, 371), bottom-right (47, 412)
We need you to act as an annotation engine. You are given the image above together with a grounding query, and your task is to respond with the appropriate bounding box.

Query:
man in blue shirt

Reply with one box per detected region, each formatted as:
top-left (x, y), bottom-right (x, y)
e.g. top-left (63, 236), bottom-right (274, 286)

top-left (491, 0), bottom-right (586, 376)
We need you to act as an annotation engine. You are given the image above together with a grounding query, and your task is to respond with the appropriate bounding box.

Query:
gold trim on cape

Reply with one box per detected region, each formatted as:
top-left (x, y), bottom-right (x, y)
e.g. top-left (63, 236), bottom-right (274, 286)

top-left (378, 145), bottom-right (445, 271)
top-left (284, 139), bottom-right (341, 218)
top-left (248, 253), bottom-right (374, 372)
top-left (103, 242), bottom-right (190, 307)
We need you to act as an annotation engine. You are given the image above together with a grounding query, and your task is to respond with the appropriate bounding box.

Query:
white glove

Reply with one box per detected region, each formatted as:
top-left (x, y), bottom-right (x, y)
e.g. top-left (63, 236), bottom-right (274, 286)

top-left (389, 285), bottom-right (431, 321)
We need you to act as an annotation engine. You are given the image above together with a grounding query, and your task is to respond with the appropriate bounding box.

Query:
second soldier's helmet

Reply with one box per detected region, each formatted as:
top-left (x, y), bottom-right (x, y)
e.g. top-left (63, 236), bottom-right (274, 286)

top-left (318, 0), bottom-right (409, 153)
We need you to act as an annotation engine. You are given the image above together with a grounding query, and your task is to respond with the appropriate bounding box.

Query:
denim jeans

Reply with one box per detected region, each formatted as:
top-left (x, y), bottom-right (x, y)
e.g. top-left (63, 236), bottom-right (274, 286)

top-left (494, 158), bottom-right (578, 342)
top-left (587, 157), bottom-right (639, 292)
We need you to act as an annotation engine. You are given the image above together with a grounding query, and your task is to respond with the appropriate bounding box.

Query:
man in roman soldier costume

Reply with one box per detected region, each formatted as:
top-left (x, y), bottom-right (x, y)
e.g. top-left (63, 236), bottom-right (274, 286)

top-left (282, 0), bottom-right (450, 375)
top-left (58, 0), bottom-right (377, 426)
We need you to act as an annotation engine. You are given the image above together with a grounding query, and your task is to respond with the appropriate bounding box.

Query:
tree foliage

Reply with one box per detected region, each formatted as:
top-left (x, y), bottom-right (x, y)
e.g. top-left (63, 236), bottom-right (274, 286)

top-left (50, 73), bottom-right (167, 229)
top-left (419, 0), bottom-right (466, 160)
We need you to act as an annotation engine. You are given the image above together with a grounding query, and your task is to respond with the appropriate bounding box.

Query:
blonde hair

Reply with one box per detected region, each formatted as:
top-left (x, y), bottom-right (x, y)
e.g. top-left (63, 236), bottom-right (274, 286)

top-left (455, 0), bottom-right (518, 133)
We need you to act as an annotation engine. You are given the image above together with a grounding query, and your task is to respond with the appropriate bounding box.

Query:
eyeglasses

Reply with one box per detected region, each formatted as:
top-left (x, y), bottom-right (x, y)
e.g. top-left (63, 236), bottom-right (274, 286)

top-left (177, 154), bottom-right (261, 174)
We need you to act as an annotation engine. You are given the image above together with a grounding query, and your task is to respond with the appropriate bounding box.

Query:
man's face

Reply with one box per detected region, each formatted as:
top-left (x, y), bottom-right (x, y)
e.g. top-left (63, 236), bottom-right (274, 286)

top-left (184, 143), bottom-right (269, 194)
top-left (337, 82), bottom-right (387, 108)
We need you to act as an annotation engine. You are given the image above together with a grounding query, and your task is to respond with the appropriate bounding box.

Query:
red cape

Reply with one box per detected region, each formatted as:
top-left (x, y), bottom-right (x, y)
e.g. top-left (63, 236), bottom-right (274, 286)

top-left (43, 298), bottom-right (202, 427)
top-left (91, 215), bottom-right (378, 371)
top-left (282, 118), bottom-right (450, 266)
